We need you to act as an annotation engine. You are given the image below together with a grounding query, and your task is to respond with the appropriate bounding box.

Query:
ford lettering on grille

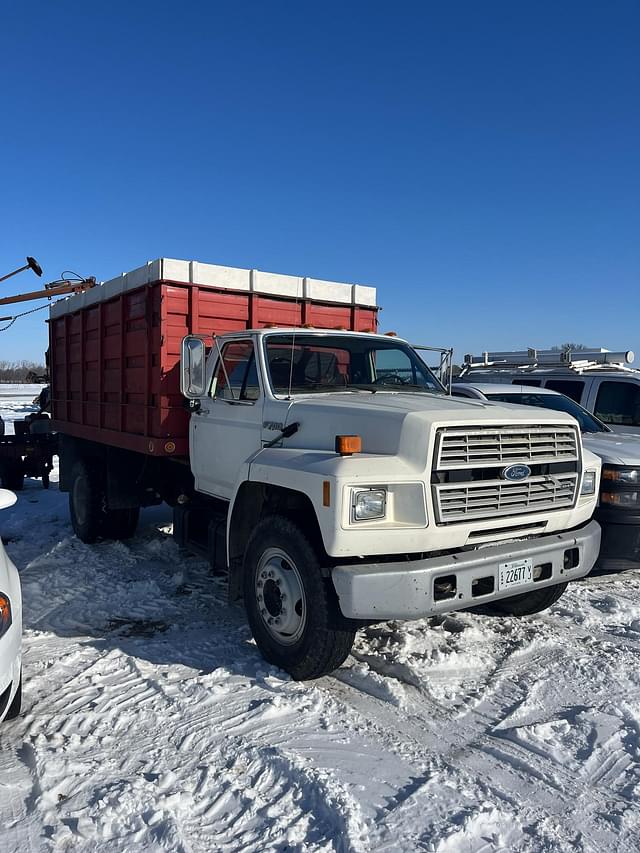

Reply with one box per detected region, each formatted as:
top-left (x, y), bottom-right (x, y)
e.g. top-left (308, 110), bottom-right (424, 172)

top-left (501, 464), bottom-right (531, 481)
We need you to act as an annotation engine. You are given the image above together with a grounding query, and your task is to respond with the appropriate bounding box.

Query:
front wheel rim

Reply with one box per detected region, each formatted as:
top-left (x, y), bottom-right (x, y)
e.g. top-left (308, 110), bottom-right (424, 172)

top-left (254, 547), bottom-right (307, 646)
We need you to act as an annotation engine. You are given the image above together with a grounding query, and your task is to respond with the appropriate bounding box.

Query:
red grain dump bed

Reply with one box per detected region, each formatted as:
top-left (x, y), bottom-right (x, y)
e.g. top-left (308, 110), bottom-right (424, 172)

top-left (49, 258), bottom-right (379, 457)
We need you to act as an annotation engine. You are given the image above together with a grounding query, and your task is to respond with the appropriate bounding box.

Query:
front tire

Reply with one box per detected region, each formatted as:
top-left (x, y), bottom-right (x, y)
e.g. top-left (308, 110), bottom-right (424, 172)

top-left (243, 515), bottom-right (356, 680)
top-left (489, 582), bottom-right (568, 616)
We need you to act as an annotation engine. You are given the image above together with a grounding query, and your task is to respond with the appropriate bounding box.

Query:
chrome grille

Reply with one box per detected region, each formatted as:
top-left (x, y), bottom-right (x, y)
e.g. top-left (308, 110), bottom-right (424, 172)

top-left (434, 473), bottom-right (579, 524)
top-left (436, 425), bottom-right (579, 470)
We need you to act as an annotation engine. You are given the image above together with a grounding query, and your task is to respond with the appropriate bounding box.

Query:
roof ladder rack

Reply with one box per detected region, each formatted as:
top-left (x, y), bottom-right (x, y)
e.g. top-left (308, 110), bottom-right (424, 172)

top-left (461, 348), bottom-right (636, 375)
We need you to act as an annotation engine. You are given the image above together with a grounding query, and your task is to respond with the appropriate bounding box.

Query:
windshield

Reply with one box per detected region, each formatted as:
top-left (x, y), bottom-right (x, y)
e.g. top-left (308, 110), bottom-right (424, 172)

top-left (264, 334), bottom-right (443, 396)
top-left (486, 392), bottom-right (610, 434)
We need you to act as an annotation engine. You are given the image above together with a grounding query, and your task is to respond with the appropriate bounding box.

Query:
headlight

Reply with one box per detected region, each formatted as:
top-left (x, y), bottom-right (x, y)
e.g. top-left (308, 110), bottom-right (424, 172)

top-left (602, 466), bottom-right (640, 484)
top-left (601, 491), bottom-right (640, 507)
top-left (580, 470), bottom-right (597, 496)
top-left (352, 488), bottom-right (387, 521)
top-left (0, 592), bottom-right (12, 639)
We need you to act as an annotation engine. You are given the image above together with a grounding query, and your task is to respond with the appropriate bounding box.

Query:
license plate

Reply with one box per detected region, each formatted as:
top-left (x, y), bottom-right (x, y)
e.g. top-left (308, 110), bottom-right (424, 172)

top-left (498, 558), bottom-right (533, 591)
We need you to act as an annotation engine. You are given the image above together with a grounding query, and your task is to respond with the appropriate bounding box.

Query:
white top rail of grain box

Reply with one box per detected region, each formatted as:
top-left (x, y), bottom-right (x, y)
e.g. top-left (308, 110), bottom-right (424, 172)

top-left (50, 259), bottom-right (378, 319)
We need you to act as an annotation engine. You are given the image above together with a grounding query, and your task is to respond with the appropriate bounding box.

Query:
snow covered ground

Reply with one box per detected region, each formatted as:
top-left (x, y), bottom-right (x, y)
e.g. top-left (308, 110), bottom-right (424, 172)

top-left (1, 385), bottom-right (640, 851)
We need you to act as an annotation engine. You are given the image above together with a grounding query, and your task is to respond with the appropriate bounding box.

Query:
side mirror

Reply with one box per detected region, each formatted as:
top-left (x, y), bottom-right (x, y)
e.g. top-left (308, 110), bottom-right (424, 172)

top-left (180, 336), bottom-right (206, 398)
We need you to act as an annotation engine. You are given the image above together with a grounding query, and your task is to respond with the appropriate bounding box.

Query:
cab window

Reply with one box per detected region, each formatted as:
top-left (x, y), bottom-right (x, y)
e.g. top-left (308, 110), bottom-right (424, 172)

top-left (594, 381), bottom-right (640, 427)
top-left (211, 341), bottom-right (260, 402)
top-left (373, 347), bottom-right (419, 384)
top-left (544, 379), bottom-right (585, 403)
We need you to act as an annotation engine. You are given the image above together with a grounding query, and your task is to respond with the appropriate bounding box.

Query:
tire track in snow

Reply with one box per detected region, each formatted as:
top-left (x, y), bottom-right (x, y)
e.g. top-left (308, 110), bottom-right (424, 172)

top-left (321, 597), bottom-right (640, 851)
top-left (3, 466), bottom-right (640, 851)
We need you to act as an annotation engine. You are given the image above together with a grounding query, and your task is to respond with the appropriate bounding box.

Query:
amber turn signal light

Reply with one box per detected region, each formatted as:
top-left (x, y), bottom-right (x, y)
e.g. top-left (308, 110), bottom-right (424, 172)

top-left (335, 435), bottom-right (362, 455)
top-left (0, 593), bottom-right (12, 637)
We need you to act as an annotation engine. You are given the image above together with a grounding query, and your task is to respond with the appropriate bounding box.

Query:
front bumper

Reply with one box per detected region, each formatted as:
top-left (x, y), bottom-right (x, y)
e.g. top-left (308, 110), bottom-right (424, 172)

top-left (596, 509), bottom-right (640, 565)
top-left (332, 520), bottom-right (601, 620)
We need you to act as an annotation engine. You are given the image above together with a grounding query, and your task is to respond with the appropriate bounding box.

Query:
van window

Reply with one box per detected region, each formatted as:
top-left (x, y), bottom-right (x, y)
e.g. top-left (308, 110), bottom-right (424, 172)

top-left (594, 381), bottom-right (640, 427)
top-left (512, 379), bottom-right (541, 388)
top-left (544, 379), bottom-right (585, 403)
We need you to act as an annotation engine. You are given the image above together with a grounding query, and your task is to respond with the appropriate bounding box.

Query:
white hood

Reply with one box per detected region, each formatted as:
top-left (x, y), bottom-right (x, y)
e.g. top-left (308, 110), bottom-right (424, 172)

top-left (582, 431), bottom-right (640, 466)
top-left (281, 391), bottom-right (579, 459)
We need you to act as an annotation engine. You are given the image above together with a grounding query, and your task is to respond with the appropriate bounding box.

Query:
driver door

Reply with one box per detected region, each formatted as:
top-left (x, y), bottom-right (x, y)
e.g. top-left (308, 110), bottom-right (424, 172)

top-left (190, 339), bottom-right (265, 499)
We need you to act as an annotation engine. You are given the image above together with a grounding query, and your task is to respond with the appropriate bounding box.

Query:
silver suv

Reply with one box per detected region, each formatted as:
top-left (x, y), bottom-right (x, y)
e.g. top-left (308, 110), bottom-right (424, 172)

top-left (459, 348), bottom-right (640, 436)
top-left (452, 381), bottom-right (640, 569)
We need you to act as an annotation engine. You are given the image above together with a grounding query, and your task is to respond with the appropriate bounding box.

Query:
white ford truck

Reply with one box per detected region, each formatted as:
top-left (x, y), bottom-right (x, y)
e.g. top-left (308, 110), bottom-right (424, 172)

top-left (178, 328), bottom-right (601, 678)
top-left (50, 260), bottom-right (601, 679)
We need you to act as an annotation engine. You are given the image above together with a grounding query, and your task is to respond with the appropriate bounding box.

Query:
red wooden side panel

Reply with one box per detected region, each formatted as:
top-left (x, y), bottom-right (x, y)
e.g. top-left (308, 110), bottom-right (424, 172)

top-left (51, 280), bottom-right (379, 457)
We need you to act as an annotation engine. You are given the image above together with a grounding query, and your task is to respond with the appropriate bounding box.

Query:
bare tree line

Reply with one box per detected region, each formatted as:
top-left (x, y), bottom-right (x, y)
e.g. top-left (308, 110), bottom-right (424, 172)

top-left (0, 361), bottom-right (47, 383)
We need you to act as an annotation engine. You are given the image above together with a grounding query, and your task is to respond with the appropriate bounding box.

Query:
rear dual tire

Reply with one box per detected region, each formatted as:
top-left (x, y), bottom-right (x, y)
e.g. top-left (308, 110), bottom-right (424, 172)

top-left (69, 460), bottom-right (139, 543)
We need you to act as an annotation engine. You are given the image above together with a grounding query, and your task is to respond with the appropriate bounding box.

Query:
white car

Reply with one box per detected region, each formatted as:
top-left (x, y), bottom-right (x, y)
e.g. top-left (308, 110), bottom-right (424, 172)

top-left (0, 489), bottom-right (21, 722)
top-left (452, 382), bottom-right (640, 567)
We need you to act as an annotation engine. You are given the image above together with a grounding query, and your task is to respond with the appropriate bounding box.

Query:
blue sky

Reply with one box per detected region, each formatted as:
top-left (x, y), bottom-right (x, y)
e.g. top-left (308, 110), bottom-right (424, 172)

top-left (1, 1), bottom-right (638, 365)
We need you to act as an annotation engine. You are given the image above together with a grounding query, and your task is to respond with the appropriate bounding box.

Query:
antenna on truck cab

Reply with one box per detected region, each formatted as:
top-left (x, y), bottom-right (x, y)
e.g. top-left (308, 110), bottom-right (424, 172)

top-left (287, 327), bottom-right (297, 399)
top-left (287, 279), bottom-right (304, 399)
top-left (212, 335), bottom-right (237, 401)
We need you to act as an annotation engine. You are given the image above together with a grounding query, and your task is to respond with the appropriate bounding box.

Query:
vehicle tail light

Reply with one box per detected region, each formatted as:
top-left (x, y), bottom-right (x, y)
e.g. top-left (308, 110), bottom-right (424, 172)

top-left (0, 593), bottom-right (12, 639)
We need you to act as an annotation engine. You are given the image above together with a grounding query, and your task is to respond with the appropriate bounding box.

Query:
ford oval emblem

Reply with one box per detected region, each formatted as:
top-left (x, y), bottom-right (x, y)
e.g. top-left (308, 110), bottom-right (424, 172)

top-left (501, 464), bottom-right (531, 482)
